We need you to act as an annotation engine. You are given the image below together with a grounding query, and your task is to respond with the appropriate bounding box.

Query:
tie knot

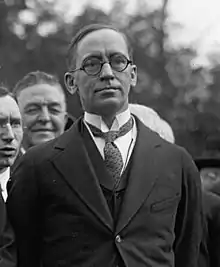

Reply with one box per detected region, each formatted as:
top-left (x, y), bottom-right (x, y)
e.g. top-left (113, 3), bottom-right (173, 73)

top-left (103, 131), bottom-right (118, 143)
top-left (88, 117), bottom-right (133, 143)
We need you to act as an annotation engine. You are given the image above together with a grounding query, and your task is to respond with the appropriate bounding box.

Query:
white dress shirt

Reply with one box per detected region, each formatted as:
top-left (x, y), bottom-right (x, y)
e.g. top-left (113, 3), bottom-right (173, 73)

top-left (0, 167), bottom-right (10, 202)
top-left (84, 109), bottom-right (137, 173)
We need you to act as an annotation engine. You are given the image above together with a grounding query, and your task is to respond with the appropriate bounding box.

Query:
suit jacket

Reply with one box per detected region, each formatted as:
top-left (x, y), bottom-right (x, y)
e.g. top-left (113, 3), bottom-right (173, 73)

top-left (0, 192), bottom-right (16, 267)
top-left (7, 117), bottom-right (202, 267)
top-left (199, 191), bottom-right (220, 267)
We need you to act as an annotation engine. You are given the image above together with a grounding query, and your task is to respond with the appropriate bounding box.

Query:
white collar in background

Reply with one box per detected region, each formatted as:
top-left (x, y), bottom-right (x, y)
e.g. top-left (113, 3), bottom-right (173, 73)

top-left (0, 167), bottom-right (10, 202)
top-left (20, 146), bottom-right (26, 155)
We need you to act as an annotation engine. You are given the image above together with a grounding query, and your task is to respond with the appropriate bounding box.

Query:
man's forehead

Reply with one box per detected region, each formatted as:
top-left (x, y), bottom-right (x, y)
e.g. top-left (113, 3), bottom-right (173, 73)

top-left (17, 84), bottom-right (65, 106)
top-left (77, 29), bottom-right (129, 56)
top-left (0, 112), bottom-right (21, 119)
top-left (0, 96), bottom-right (21, 118)
top-left (25, 99), bottom-right (62, 106)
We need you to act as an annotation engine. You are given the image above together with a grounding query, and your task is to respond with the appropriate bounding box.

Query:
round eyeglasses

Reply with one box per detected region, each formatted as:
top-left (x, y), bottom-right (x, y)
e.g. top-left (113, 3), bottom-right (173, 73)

top-left (70, 54), bottom-right (132, 76)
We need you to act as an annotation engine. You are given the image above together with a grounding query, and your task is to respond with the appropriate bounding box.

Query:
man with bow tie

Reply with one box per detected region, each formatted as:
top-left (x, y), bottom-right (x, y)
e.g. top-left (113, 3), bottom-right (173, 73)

top-left (7, 24), bottom-right (202, 267)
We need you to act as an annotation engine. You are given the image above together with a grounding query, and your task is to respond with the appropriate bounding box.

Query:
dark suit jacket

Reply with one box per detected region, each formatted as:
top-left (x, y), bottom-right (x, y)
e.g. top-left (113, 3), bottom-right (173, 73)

top-left (0, 192), bottom-right (16, 267)
top-left (7, 117), bottom-right (202, 267)
top-left (199, 191), bottom-right (220, 267)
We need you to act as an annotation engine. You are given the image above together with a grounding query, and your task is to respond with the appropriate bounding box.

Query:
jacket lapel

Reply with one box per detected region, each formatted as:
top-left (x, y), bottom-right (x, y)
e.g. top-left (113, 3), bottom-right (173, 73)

top-left (52, 119), bottom-right (113, 232)
top-left (116, 119), bottom-right (162, 234)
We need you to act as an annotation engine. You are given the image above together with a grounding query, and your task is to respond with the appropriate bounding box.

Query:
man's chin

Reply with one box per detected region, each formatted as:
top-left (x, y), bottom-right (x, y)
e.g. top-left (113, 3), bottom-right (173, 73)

top-left (32, 134), bottom-right (55, 146)
top-left (0, 158), bottom-right (15, 169)
top-left (93, 98), bottom-right (127, 116)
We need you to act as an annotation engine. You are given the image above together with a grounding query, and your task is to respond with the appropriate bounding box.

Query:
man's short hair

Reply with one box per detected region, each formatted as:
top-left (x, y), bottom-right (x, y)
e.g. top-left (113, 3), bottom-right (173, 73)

top-left (66, 23), bottom-right (133, 71)
top-left (13, 71), bottom-right (66, 101)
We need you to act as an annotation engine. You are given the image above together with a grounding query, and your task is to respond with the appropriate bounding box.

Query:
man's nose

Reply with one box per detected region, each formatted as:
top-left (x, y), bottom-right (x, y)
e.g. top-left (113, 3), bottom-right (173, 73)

top-left (38, 107), bottom-right (50, 122)
top-left (2, 124), bottom-right (15, 142)
top-left (99, 63), bottom-right (114, 80)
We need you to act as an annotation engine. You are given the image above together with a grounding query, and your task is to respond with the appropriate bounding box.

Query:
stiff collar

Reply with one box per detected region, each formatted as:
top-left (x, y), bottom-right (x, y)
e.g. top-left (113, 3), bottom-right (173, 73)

top-left (0, 167), bottom-right (10, 178)
top-left (84, 109), bottom-right (131, 132)
top-left (20, 146), bottom-right (26, 155)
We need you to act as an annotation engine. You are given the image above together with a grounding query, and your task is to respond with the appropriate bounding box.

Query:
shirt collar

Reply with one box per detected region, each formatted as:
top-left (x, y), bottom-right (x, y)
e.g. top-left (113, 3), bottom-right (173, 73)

top-left (0, 167), bottom-right (10, 183)
top-left (20, 146), bottom-right (26, 155)
top-left (84, 109), bottom-right (131, 132)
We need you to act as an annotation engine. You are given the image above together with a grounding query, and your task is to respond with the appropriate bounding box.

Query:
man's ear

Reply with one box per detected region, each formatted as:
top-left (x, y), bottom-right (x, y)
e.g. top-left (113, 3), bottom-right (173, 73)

top-left (130, 65), bottom-right (137, 87)
top-left (64, 72), bottom-right (78, 95)
top-left (64, 112), bottom-right (68, 125)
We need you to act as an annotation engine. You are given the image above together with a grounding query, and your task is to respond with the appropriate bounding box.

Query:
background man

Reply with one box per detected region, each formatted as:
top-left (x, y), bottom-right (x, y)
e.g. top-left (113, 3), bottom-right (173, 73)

top-left (129, 103), bottom-right (175, 143)
top-left (0, 86), bottom-right (23, 266)
top-left (7, 24), bottom-right (202, 267)
top-left (13, 70), bottom-right (68, 152)
top-left (194, 158), bottom-right (220, 267)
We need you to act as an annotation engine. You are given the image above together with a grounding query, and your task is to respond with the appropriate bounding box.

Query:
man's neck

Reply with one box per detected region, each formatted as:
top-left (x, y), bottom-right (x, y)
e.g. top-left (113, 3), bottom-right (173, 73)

top-left (101, 116), bottom-right (115, 129)
top-left (22, 139), bottom-right (32, 152)
top-left (84, 108), bottom-right (131, 132)
top-left (89, 103), bottom-right (129, 129)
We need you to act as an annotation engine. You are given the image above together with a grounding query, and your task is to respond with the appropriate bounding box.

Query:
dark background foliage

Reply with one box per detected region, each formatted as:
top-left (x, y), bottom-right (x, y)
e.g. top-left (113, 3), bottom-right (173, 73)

top-left (1, 0), bottom-right (220, 158)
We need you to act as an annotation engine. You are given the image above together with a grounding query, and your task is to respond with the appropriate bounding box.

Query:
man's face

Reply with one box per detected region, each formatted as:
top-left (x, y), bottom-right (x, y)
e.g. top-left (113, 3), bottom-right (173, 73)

top-left (200, 167), bottom-right (220, 191)
top-left (17, 83), bottom-right (67, 148)
top-left (73, 29), bottom-right (137, 116)
top-left (0, 95), bottom-right (23, 170)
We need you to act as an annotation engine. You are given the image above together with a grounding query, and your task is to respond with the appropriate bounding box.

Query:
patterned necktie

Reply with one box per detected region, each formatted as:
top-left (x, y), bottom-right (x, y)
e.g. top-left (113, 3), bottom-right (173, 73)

top-left (88, 117), bottom-right (133, 190)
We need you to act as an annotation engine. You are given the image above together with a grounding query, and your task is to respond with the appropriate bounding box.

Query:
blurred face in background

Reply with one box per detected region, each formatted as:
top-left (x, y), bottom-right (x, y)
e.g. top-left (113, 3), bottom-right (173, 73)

top-left (200, 167), bottom-right (220, 191)
top-left (17, 83), bottom-right (67, 149)
top-left (0, 95), bottom-right (23, 171)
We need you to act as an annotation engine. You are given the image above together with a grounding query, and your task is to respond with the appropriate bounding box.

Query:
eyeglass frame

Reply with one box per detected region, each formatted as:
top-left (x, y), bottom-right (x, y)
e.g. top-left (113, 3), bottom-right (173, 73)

top-left (69, 53), bottom-right (133, 76)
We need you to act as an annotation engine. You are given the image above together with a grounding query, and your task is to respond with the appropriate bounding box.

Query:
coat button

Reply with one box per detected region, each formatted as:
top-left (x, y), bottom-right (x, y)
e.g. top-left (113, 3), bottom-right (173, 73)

top-left (115, 235), bottom-right (122, 243)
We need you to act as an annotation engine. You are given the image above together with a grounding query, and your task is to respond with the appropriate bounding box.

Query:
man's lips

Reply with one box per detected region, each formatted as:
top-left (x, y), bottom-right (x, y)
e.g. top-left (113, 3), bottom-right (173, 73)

top-left (31, 129), bottom-right (54, 132)
top-left (0, 147), bottom-right (16, 151)
top-left (95, 86), bottom-right (120, 93)
top-left (0, 147), bottom-right (17, 156)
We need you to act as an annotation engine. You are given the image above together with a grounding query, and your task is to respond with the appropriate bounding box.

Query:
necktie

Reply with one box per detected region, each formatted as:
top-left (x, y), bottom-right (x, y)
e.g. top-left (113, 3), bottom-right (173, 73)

top-left (88, 117), bottom-right (133, 190)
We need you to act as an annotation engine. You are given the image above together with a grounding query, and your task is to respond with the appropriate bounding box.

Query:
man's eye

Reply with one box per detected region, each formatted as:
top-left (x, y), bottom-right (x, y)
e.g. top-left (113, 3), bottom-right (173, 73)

top-left (0, 123), bottom-right (6, 128)
top-left (25, 108), bottom-right (39, 114)
top-left (49, 108), bottom-right (61, 114)
top-left (84, 58), bottom-right (100, 68)
top-left (112, 55), bottom-right (126, 65)
top-left (11, 121), bottom-right (21, 128)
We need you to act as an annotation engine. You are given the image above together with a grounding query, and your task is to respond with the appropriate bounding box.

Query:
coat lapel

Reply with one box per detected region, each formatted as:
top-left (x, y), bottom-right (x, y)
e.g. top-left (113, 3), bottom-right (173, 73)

top-left (52, 119), bottom-right (113, 232)
top-left (116, 119), bottom-right (162, 234)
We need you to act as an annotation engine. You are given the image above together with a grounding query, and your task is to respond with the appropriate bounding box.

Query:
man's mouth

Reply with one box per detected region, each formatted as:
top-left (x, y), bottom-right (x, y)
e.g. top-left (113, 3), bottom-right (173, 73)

top-left (0, 147), bottom-right (16, 156)
top-left (31, 129), bottom-right (54, 132)
top-left (95, 86), bottom-right (120, 93)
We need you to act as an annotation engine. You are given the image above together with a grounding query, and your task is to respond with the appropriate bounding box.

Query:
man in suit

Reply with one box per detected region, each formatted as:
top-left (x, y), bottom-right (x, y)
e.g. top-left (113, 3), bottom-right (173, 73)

top-left (194, 158), bottom-right (220, 267)
top-left (7, 24), bottom-right (202, 267)
top-left (0, 86), bottom-right (23, 266)
top-left (9, 71), bottom-right (75, 177)
top-left (198, 191), bottom-right (220, 267)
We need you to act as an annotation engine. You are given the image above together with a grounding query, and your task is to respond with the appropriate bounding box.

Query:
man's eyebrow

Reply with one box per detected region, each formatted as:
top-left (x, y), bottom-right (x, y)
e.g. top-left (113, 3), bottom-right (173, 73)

top-left (48, 101), bottom-right (62, 105)
top-left (0, 117), bottom-right (21, 125)
top-left (10, 116), bottom-right (21, 121)
top-left (24, 102), bottom-right (41, 108)
top-left (83, 52), bottom-right (103, 61)
top-left (0, 117), bottom-right (8, 122)
top-left (24, 101), bottom-right (62, 108)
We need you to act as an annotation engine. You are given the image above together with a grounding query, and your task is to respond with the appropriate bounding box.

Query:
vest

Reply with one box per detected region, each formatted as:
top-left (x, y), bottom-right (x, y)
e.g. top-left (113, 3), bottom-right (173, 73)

top-left (80, 120), bottom-right (134, 267)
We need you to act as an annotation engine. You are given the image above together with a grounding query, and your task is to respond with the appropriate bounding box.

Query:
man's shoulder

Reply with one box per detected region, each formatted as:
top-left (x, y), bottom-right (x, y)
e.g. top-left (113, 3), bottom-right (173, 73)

top-left (202, 191), bottom-right (220, 223)
top-left (203, 191), bottom-right (220, 209)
